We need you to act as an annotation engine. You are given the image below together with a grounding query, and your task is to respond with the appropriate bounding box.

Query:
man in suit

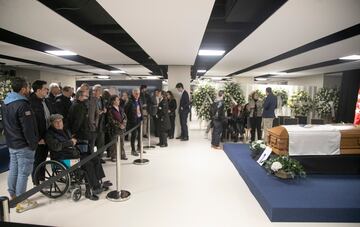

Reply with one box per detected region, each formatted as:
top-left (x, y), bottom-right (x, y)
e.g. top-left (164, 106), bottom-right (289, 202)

top-left (176, 83), bottom-right (190, 141)
top-left (262, 87), bottom-right (277, 143)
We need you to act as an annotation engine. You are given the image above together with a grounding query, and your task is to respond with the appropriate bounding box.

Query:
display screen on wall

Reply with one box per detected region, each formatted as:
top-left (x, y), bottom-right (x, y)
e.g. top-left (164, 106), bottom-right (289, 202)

top-left (75, 80), bottom-right (162, 95)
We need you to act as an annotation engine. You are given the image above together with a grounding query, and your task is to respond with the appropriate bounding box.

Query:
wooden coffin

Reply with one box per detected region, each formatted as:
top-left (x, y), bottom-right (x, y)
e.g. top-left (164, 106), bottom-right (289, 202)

top-left (267, 125), bottom-right (360, 156)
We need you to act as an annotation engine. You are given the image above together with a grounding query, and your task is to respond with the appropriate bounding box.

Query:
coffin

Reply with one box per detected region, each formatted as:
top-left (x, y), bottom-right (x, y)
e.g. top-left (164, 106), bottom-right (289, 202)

top-left (268, 125), bottom-right (360, 156)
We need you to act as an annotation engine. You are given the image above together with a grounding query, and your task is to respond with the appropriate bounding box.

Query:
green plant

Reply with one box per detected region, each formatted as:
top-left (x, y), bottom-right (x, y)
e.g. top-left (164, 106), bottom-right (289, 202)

top-left (249, 140), bottom-right (266, 159)
top-left (265, 155), bottom-right (306, 179)
top-left (0, 78), bottom-right (12, 101)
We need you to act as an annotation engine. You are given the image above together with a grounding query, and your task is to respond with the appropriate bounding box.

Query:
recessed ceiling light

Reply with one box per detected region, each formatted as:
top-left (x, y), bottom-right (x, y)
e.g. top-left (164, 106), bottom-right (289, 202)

top-left (339, 55), bottom-right (360, 60)
top-left (255, 78), bottom-right (268, 81)
top-left (96, 75), bottom-right (110, 79)
top-left (197, 69), bottom-right (207, 73)
top-left (198, 50), bottom-right (225, 56)
top-left (110, 70), bottom-right (126, 74)
top-left (45, 50), bottom-right (77, 56)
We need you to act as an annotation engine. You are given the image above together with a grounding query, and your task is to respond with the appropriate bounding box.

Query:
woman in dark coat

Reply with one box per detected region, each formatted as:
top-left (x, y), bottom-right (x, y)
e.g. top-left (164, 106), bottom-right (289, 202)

top-left (45, 114), bottom-right (108, 201)
top-left (166, 91), bottom-right (177, 139)
top-left (106, 95), bottom-right (127, 161)
top-left (157, 91), bottom-right (171, 147)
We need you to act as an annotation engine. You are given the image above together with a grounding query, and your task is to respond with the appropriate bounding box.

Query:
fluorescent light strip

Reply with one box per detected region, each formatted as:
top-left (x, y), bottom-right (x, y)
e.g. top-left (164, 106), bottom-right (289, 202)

top-left (96, 76), bottom-right (110, 79)
top-left (198, 50), bottom-right (225, 56)
top-left (269, 72), bottom-right (287, 75)
top-left (110, 70), bottom-right (126, 73)
top-left (339, 55), bottom-right (360, 60)
top-left (45, 50), bottom-right (77, 56)
top-left (255, 78), bottom-right (268, 81)
top-left (197, 69), bottom-right (207, 73)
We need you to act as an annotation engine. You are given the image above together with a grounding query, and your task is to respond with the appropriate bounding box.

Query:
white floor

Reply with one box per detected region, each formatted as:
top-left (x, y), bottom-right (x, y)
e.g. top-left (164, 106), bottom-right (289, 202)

top-left (0, 119), bottom-right (358, 227)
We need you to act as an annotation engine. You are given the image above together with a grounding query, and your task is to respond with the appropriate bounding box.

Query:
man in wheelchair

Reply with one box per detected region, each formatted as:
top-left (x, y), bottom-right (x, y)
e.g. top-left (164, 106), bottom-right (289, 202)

top-left (45, 114), bottom-right (111, 201)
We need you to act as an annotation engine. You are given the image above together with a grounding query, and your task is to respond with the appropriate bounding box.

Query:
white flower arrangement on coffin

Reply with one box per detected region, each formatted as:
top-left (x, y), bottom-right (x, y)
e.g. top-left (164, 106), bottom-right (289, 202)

top-left (265, 156), bottom-right (306, 179)
top-left (223, 82), bottom-right (245, 110)
top-left (192, 83), bottom-right (216, 121)
top-left (313, 88), bottom-right (339, 118)
top-left (249, 140), bottom-right (266, 159)
top-left (288, 90), bottom-right (313, 116)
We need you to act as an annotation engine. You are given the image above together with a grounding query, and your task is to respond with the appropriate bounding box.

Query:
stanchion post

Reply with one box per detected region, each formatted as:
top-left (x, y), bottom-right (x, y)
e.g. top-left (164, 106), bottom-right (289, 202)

top-left (143, 116), bottom-right (155, 149)
top-left (106, 136), bottom-right (131, 202)
top-left (0, 196), bottom-right (10, 222)
top-left (133, 122), bottom-right (150, 165)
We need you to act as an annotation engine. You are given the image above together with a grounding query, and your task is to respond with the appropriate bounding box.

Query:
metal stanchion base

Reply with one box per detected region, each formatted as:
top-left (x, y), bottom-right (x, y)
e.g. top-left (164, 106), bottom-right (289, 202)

top-left (106, 190), bottom-right (131, 202)
top-left (133, 158), bottom-right (150, 165)
top-left (143, 145), bottom-right (156, 149)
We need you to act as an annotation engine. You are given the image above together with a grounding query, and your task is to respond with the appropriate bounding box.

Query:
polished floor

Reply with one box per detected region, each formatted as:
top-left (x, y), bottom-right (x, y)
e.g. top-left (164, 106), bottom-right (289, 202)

top-left (0, 119), bottom-right (358, 227)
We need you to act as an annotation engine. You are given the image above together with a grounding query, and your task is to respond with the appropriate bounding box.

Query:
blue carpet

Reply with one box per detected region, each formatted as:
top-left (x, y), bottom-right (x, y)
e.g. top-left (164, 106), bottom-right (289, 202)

top-left (223, 143), bottom-right (360, 222)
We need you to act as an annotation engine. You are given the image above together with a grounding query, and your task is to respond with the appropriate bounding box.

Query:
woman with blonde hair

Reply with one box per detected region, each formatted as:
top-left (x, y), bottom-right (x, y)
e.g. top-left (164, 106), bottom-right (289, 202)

top-left (247, 91), bottom-right (263, 142)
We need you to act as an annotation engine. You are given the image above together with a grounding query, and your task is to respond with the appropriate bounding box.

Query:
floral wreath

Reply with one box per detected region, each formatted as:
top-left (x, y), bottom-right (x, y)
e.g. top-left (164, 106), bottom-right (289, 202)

top-left (288, 90), bottom-right (312, 116)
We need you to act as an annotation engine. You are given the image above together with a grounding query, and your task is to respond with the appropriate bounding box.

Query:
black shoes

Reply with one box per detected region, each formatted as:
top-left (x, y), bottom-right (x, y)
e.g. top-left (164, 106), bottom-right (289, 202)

top-left (181, 137), bottom-right (189, 141)
top-left (160, 144), bottom-right (168, 147)
top-left (156, 143), bottom-right (161, 146)
top-left (176, 136), bottom-right (182, 139)
top-left (169, 136), bottom-right (174, 139)
top-left (100, 159), bottom-right (106, 164)
top-left (121, 156), bottom-right (128, 160)
top-left (131, 150), bottom-right (139, 156)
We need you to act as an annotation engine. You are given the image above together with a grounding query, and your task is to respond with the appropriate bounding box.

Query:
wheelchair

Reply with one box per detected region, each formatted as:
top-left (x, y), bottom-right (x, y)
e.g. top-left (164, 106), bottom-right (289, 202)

top-left (33, 159), bottom-right (86, 202)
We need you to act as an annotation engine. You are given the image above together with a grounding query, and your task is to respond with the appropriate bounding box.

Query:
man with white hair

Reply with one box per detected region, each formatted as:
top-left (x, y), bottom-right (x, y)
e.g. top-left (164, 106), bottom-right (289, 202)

top-left (46, 82), bottom-right (61, 114)
top-left (125, 88), bottom-right (143, 156)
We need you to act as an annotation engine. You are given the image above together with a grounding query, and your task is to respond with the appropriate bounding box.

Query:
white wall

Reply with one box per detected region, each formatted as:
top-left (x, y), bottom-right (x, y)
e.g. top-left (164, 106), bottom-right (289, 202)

top-left (15, 68), bottom-right (40, 83)
top-left (40, 71), bottom-right (76, 88)
top-left (287, 74), bottom-right (324, 88)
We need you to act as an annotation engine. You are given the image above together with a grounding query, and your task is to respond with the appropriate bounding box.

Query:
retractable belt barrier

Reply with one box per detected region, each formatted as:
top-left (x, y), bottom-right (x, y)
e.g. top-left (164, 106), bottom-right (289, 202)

top-left (7, 122), bottom-right (142, 209)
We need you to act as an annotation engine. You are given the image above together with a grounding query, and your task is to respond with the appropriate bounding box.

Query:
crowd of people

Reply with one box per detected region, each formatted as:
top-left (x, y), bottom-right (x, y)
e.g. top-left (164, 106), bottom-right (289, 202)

top-left (209, 87), bottom-right (277, 149)
top-left (2, 77), bottom-right (191, 213)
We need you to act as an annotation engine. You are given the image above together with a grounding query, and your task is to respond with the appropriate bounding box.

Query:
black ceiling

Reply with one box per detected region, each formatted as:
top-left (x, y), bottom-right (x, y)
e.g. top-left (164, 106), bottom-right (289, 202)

top-left (0, 28), bottom-right (116, 72)
top-left (191, 0), bottom-right (287, 78)
top-left (39, 0), bottom-right (168, 78)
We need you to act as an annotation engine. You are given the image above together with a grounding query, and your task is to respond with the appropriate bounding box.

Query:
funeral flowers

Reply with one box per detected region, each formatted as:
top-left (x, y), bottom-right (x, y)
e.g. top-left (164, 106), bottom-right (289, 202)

top-left (313, 88), bottom-right (339, 118)
top-left (192, 83), bottom-right (216, 121)
top-left (288, 90), bottom-right (312, 116)
top-left (265, 155), bottom-right (306, 179)
top-left (0, 79), bottom-right (12, 101)
top-left (273, 89), bottom-right (288, 107)
top-left (249, 140), bottom-right (266, 159)
top-left (223, 82), bottom-right (245, 110)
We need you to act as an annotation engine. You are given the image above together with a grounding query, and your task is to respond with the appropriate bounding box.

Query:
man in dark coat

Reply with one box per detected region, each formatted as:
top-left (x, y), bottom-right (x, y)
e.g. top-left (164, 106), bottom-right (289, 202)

top-left (54, 86), bottom-right (73, 123)
top-left (125, 88), bottom-right (143, 156)
top-left (176, 83), bottom-right (190, 141)
top-left (157, 91), bottom-right (171, 147)
top-left (46, 83), bottom-right (60, 114)
top-left (262, 87), bottom-right (277, 143)
top-left (67, 90), bottom-right (90, 144)
top-left (29, 80), bottom-right (51, 182)
top-left (211, 90), bottom-right (225, 149)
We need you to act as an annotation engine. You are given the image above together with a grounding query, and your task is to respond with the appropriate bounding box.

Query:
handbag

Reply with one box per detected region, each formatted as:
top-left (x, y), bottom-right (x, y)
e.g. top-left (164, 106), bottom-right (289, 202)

top-left (76, 140), bottom-right (89, 154)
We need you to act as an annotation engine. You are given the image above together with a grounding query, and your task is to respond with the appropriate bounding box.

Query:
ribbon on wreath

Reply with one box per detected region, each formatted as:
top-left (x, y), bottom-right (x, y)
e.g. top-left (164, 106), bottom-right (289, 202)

top-left (229, 94), bottom-right (238, 105)
top-left (276, 95), bottom-right (283, 109)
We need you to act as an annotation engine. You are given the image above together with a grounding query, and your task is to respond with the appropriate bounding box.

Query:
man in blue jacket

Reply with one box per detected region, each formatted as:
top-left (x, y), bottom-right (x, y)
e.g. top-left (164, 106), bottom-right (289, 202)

top-left (262, 87), bottom-right (277, 143)
top-left (2, 77), bottom-right (39, 213)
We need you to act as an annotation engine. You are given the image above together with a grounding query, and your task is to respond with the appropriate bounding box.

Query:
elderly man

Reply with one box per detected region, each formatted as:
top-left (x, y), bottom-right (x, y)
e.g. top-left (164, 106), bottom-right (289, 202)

top-left (125, 88), bottom-right (143, 156)
top-left (46, 82), bottom-right (61, 114)
top-left (45, 114), bottom-right (107, 201)
top-left (89, 84), bottom-right (107, 155)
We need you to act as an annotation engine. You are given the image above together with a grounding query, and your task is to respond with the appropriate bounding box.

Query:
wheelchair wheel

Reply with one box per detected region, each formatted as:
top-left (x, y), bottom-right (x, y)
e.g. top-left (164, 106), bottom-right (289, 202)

top-left (34, 160), bottom-right (70, 199)
top-left (71, 185), bottom-right (82, 202)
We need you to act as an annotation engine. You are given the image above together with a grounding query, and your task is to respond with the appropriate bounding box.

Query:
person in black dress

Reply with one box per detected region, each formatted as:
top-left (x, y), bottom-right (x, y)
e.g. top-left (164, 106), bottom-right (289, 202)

top-left (166, 91), bottom-right (177, 139)
top-left (157, 91), bottom-right (171, 147)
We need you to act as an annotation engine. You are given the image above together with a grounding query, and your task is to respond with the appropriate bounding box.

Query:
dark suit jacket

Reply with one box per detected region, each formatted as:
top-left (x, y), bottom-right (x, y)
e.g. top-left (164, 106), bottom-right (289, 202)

top-left (179, 90), bottom-right (190, 114)
top-left (157, 99), bottom-right (171, 132)
top-left (262, 93), bottom-right (277, 118)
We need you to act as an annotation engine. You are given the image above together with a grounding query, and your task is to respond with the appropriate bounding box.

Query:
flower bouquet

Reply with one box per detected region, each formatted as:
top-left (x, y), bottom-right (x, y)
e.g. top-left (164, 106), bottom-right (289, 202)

top-left (0, 79), bottom-right (12, 102)
top-left (273, 89), bottom-right (288, 107)
top-left (313, 88), bottom-right (339, 121)
top-left (288, 90), bottom-right (312, 116)
top-left (192, 83), bottom-right (216, 121)
top-left (223, 82), bottom-right (245, 110)
top-left (249, 140), bottom-right (266, 159)
top-left (265, 155), bottom-right (306, 179)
